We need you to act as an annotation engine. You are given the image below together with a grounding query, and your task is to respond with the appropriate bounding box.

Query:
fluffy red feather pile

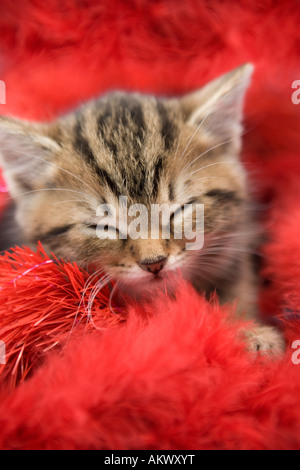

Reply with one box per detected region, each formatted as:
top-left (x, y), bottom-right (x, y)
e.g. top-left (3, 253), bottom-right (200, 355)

top-left (0, 0), bottom-right (300, 450)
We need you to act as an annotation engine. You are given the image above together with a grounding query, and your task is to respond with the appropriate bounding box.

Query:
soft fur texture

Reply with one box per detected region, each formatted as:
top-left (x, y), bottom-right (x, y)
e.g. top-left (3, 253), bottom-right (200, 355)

top-left (0, 0), bottom-right (300, 450)
top-left (0, 65), bottom-right (264, 324)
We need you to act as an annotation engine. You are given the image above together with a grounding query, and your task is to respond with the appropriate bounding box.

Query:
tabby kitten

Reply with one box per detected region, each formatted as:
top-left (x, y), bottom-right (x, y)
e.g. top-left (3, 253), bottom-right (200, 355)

top-left (0, 64), bottom-right (284, 354)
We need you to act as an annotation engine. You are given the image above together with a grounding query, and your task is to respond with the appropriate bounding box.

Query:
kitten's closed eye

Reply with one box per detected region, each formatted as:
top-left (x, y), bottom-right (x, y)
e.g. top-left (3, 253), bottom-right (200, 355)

top-left (85, 223), bottom-right (98, 230)
top-left (85, 223), bottom-right (121, 240)
top-left (37, 224), bottom-right (75, 243)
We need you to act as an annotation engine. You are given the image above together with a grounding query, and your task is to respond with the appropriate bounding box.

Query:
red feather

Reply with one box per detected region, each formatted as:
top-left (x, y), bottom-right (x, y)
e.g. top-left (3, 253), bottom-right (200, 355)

top-left (0, 243), bottom-right (125, 391)
top-left (0, 0), bottom-right (300, 450)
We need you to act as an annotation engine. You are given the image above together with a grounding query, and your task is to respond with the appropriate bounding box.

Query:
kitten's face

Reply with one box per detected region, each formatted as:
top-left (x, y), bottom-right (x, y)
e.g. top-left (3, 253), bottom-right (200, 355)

top-left (0, 64), bottom-right (253, 299)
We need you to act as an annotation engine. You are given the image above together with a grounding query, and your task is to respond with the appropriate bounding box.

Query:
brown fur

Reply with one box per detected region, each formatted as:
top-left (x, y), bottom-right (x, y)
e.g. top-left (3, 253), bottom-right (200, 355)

top-left (0, 64), bottom-right (284, 354)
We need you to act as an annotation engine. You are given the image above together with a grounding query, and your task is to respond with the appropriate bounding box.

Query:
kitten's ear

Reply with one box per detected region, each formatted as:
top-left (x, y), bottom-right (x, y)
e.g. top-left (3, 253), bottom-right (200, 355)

top-left (180, 63), bottom-right (253, 143)
top-left (0, 116), bottom-right (60, 195)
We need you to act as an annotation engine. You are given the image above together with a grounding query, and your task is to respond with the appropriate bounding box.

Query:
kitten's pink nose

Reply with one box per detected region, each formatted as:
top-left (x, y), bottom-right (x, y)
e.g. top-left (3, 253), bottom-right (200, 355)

top-left (139, 256), bottom-right (168, 275)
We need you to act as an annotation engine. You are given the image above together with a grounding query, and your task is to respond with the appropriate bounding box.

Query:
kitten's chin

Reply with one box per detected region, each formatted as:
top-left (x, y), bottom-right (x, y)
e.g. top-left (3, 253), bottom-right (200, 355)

top-left (119, 271), bottom-right (180, 301)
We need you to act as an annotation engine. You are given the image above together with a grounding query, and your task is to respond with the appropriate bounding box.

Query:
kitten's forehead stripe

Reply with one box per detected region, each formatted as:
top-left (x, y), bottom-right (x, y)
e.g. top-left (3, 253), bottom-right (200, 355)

top-left (72, 93), bottom-right (172, 202)
top-left (168, 182), bottom-right (175, 201)
top-left (156, 100), bottom-right (177, 151)
top-left (70, 93), bottom-right (243, 208)
top-left (128, 163), bottom-right (147, 198)
top-left (74, 116), bottom-right (121, 196)
top-left (95, 166), bottom-right (122, 196)
top-left (73, 119), bottom-right (96, 166)
top-left (119, 97), bottom-right (146, 149)
top-left (97, 96), bottom-right (146, 160)
top-left (152, 154), bottom-right (164, 198)
top-left (97, 102), bottom-right (118, 156)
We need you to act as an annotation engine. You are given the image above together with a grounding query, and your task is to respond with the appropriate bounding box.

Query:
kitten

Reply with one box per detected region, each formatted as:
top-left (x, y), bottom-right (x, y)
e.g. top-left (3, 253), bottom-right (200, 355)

top-left (0, 64), bottom-right (284, 354)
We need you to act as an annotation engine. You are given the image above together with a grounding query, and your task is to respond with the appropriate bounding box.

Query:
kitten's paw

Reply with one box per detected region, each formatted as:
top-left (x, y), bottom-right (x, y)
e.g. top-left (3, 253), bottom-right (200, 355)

top-left (243, 325), bottom-right (285, 357)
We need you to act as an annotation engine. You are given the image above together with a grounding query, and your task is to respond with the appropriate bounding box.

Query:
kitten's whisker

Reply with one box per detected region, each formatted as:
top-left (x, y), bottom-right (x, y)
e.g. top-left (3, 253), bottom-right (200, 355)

top-left (0, 145), bottom-right (99, 198)
top-left (189, 264), bottom-right (238, 282)
top-left (183, 264), bottom-right (215, 283)
top-left (180, 144), bottom-right (198, 167)
top-left (202, 246), bottom-right (254, 254)
top-left (68, 267), bottom-right (107, 340)
top-left (204, 225), bottom-right (259, 236)
top-left (206, 235), bottom-right (256, 245)
top-left (192, 176), bottom-right (223, 184)
top-left (81, 268), bottom-right (108, 313)
top-left (13, 187), bottom-right (94, 200)
top-left (186, 263), bottom-right (221, 278)
top-left (206, 232), bottom-right (258, 241)
top-left (185, 254), bottom-right (242, 278)
top-left (185, 137), bottom-right (238, 170)
top-left (86, 274), bottom-right (115, 330)
top-left (190, 160), bottom-right (248, 177)
top-left (169, 129), bottom-right (182, 175)
top-left (183, 126), bottom-right (250, 172)
top-left (52, 199), bottom-right (86, 206)
top-left (108, 280), bottom-right (120, 315)
top-left (174, 129), bottom-right (182, 160)
top-left (180, 83), bottom-right (245, 160)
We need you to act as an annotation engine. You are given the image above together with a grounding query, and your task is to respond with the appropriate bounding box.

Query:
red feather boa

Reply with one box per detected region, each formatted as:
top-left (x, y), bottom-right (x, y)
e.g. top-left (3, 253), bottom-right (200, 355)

top-left (0, 0), bottom-right (300, 449)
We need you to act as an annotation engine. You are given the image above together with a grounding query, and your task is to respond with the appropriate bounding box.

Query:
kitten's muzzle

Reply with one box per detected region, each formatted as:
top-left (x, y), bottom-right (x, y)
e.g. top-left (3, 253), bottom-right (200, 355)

top-left (138, 256), bottom-right (168, 275)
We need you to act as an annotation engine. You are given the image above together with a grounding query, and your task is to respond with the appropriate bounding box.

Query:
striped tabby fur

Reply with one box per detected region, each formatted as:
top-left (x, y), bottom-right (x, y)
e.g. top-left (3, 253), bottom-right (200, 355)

top-left (0, 64), bottom-right (284, 354)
